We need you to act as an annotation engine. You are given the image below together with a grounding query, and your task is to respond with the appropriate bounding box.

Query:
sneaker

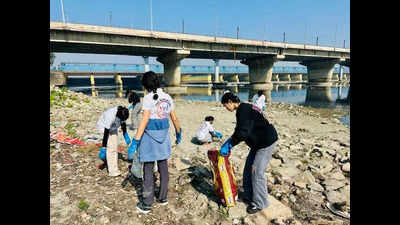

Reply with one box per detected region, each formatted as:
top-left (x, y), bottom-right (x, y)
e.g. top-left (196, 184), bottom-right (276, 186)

top-left (156, 199), bottom-right (168, 206)
top-left (246, 204), bottom-right (262, 214)
top-left (136, 202), bottom-right (152, 214)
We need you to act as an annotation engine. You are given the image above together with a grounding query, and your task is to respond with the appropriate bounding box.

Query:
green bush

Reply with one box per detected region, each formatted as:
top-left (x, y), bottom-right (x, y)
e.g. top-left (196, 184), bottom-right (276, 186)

top-left (78, 200), bottom-right (89, 211)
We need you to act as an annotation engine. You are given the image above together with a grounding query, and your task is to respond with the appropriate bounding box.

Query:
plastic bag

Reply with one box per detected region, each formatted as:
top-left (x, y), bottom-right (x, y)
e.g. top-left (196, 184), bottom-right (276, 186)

top-left (207, 148), bottom-right (238, 207)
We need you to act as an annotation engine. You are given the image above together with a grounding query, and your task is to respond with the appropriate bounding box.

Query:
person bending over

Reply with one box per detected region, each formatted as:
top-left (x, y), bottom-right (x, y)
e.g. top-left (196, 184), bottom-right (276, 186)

top-left (220, 91), bottom-right (278, 214)
top-left (195, 116), bottom-right (223, 145)
top-left (97, 106), bottom-right (131, 177)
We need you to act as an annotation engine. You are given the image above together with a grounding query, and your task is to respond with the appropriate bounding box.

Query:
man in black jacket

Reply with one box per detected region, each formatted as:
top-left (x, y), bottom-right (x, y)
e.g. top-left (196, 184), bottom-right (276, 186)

top-left (220, 92), bottom-right (278, 214)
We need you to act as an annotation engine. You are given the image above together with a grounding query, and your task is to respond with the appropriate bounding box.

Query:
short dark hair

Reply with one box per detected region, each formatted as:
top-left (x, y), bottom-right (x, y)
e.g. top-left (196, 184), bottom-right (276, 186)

top-left (126, 91), bottom-right (140, 105)
top-left (257, 90), bottom-right (264, 97)
top-left (116, 106), bottom-right (129, 121)
top-left (221, 92), bottom-right (241, 104)
top-left (141, 71), bottom-right (160, 100)
top-left (205, 116), bottom-right (214, 122)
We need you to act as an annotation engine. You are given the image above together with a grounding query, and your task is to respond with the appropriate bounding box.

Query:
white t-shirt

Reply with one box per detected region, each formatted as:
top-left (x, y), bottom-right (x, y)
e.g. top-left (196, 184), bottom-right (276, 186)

top-left (97, 106), bottom-right (122, 133)
top-left (252, 94), bottom-right (265, 110)
top-left (142, 88), bottom-right (174, 119)
top-left (196, 121), bottom-right (215, 140)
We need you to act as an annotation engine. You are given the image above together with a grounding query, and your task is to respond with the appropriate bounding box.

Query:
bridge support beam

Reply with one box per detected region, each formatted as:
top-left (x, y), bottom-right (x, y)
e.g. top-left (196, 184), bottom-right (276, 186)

top-left (213, 59), bottom-right (220, 83)
top-left (157, 49), bottom-right (190, 94)
top-left (291, 74), bottom-right (302, 82)
top-left (241, 55), bottom-right (280, 91)
top-left (272, 74), bottom-right (279, 82)
top-left (90, 74), bottom-right (97, 97)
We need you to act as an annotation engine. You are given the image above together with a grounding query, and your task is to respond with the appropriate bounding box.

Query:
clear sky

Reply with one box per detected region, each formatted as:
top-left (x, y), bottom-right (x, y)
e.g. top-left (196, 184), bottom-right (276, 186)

top-left (50, 0), bottom-right (350, 67)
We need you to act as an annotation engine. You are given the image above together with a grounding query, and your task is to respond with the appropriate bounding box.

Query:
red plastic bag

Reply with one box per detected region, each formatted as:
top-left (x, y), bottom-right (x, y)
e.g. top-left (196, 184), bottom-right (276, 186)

top-left (207, 148), bottom-right (238, 207)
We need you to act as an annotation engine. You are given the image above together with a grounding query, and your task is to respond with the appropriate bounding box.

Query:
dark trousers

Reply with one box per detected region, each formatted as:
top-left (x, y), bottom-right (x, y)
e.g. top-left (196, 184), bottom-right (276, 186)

top-left (142, 159), bottom-right (169, 205)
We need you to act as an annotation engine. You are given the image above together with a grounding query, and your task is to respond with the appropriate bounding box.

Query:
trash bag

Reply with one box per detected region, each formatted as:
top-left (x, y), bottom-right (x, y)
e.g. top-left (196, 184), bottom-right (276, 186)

top-left (207, 148), bottom-right (238, 207)
top-left (130, 150), bottom-right (143, 179)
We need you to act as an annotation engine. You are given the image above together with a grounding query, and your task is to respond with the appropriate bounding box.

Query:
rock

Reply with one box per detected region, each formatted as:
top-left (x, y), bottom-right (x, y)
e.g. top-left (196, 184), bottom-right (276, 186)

top-left (322, 178), bottom-right (346, 191)
top-left (172, 157), bottom-right (192, 171)
top-left (326, 170), bottom-right (346, 181)
top-left (294, 170), bottom-right (316, 185)
top-left (228, 202), bottom-right (247, 219)
top-left (341, 162), bottom-right (350, 173)
top-left (307, 183), bottom-right (325, 192)
top-left (325, 190), bottom-right (347, 205)
top-left (270, 158), bottom-right (282, 168)
top-left (309, 148), bottom-right (323, 158)
top-left (272, 166), bottom-right (302, 183)
top-left (337, 185), bottom-right (350, 206)
top-left (246, 196), bottom-right (297, 225)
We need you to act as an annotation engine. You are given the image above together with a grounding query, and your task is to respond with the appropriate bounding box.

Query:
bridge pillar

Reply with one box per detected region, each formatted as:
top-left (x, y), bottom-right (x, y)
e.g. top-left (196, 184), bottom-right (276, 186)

top-left (156, 49), bottom-right (190, 94)
top-left (241, 56), bottom-right (279, 90)
top-left (90, 74), bottom-right (97, 97)
top-left (213, 59), bottom-right (220, 83)
top-left (50, 71), bottom-right (66, 86)
top-left (219, 74), bottom-right (224, 82)
top-left (114, 74), bottom-right (123, 98)
top-left (291, 74), bottom-right (302, 82)
top-left (272, 74), bottom-right (279, 82)
top-left (300, 59), bottom-right (340, 102)
top-left (143, 56), bottom-right (150, 72)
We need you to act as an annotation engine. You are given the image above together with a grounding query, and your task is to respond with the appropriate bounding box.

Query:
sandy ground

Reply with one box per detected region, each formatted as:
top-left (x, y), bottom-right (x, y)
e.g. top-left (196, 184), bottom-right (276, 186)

top-left (50, 86), bottom-right (350, 225)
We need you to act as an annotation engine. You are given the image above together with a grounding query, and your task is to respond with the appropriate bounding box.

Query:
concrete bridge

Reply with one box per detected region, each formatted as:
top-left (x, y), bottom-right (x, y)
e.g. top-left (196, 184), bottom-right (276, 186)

top-left (50, 21), bottom-right (350, 102)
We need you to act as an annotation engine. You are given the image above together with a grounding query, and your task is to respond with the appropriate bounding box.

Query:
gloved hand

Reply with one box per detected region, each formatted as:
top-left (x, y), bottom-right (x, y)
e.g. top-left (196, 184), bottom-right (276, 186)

top-left (123, 132), bottom-right (131, 145)
top-left (128, 104), bottom-right (135, 110)
top-left (220, 137), bottom-right (232, 157)
top-left (98, 147), bottom-right (107, 161)
top-left (127, 138), bottom-right (140, 160)
top-left (214, 131), bottom-right (223, 138)
top-left (176, 128), bottom-right (182, 145)
top-left (262, 106), bottom-right (266, 111)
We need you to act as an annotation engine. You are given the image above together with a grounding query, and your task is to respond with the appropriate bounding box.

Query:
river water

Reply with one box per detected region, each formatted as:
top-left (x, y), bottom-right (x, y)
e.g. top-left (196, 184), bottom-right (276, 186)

top-left (66, 77), bottom-right (350, 127)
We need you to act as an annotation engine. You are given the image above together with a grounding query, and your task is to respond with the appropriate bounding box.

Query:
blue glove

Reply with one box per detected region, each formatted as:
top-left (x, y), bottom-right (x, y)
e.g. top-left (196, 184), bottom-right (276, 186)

top-left (220, 137), bottom-right (232, 157)
top-left (127, 138), bottom-right (140, 160)
top-left (215, 131), bottom-right (223, 138)
top-left (262, 106), bottom-right (266, 111)
top-left (123, 132), bottom-right (131, 145)
top-left (128, 104), bottom-right (135, 110)
top-left (176, 129), bottom-right (182, 145)
top-left (98, 147), bottom-right (107, 161)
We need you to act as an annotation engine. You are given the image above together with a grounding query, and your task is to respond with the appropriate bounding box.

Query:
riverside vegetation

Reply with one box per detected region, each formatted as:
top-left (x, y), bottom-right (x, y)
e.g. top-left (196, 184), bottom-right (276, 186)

top-left (50, 85), bottom-right (350, 225)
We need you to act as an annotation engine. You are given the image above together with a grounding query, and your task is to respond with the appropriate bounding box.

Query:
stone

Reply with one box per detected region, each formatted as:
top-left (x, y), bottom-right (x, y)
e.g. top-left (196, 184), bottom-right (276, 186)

top-left (228, 202), bottom-right (247, 219)
top-left (294, 170), bottom-right (316, 185)
top-left (272, 166), bottom-right (302, 183)
top-left (341, 162), bottom-right (350, 173)
top-left (325, 190), bottom-right (347, 205)
top-left (307, 183), bottom-right (325, 192)
top-left (327, 170), bottom-right (346, 181)
top-left (322, 179), bottom-right (346, 191)
top-left (270, 158), bottom-right (282, 168)
top-left (246, 196), bottom-right (296, 225)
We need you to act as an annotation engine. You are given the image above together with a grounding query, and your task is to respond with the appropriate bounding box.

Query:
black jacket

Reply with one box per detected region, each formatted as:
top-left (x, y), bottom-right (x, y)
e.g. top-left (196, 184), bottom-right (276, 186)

top-left (230, 103), bottom-right (278, 150)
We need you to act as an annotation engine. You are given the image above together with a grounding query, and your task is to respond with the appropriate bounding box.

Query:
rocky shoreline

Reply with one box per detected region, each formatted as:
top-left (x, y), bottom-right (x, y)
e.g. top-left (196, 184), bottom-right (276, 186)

top-left (50, 85), bottom-right (350, 225)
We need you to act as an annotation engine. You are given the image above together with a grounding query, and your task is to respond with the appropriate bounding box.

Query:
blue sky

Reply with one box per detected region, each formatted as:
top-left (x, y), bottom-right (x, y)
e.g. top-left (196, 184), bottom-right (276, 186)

top-left (50, 0), bottom-right (350, 67)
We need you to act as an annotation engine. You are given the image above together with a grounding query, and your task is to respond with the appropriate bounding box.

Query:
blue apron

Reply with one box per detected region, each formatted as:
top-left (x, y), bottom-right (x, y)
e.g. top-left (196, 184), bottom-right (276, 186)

top-left (138, 118), bottom-right (171, 162)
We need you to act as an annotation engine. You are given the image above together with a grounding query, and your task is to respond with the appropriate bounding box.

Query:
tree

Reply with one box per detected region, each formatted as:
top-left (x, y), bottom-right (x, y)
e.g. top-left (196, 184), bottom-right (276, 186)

top-left (50, 52), bottom-right (55, 66)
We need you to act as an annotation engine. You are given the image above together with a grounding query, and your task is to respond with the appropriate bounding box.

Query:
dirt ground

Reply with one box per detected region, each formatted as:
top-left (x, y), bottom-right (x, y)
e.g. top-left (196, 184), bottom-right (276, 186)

top-left (50, 87), bottom-right (350, 225)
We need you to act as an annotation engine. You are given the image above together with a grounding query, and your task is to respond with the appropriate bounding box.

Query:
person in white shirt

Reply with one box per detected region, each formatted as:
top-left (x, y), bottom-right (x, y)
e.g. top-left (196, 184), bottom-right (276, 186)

top-left (252, 90), bottom-right (266, 111)
top-left (195, 116), bottom-right (223, 145)
top-left (97, 106), bottom-right (131, 177)
top-left (126, 71), bottom-right (182, 214)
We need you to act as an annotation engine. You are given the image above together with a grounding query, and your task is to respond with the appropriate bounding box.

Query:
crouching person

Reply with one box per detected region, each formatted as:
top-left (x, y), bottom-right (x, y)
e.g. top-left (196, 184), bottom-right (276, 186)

top-left (97, 106), bottom-right (131, 177)
top-left (126, 71), bottom-right (182, 214)
top-left (195, 116), bottom-right (223, 145)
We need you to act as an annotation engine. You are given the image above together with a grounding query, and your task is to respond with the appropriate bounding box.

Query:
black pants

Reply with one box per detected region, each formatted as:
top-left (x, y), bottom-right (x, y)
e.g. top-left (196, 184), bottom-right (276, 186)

top-left (142, 159), bottom-right (169, 205)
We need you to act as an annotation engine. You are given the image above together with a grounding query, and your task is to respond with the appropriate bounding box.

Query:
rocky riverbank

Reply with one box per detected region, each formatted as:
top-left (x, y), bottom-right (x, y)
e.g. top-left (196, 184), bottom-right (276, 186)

top-left (50, 85), bottom-right (350, 225)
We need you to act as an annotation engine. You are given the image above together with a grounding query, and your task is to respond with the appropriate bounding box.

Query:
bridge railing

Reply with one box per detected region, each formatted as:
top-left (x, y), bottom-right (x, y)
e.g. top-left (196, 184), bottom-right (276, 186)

top-left (55, 62), bottom-right (349, 73)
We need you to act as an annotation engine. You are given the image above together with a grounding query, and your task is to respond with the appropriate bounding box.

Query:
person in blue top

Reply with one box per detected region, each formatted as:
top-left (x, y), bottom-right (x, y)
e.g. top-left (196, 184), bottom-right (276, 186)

top-left (127, 71), bottom-right (182, 214)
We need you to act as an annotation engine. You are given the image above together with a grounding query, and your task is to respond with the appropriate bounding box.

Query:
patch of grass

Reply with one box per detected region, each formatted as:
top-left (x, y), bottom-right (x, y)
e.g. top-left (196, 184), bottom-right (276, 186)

top-left (64, 123), bottom-right (77, 137)
top-left (83, 98), bottom-right (90, 103)
top-left (78, 200), bottom-right (89, 211)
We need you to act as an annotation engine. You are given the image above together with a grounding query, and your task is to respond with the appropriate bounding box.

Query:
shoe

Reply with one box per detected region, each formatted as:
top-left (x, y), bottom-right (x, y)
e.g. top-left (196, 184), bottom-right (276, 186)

top-left (246, 204), bottom-right (262, 214)
top-left (136, 202), bottom-right (152, 214)
top-left (156, 199), bottom-right (168, 206)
